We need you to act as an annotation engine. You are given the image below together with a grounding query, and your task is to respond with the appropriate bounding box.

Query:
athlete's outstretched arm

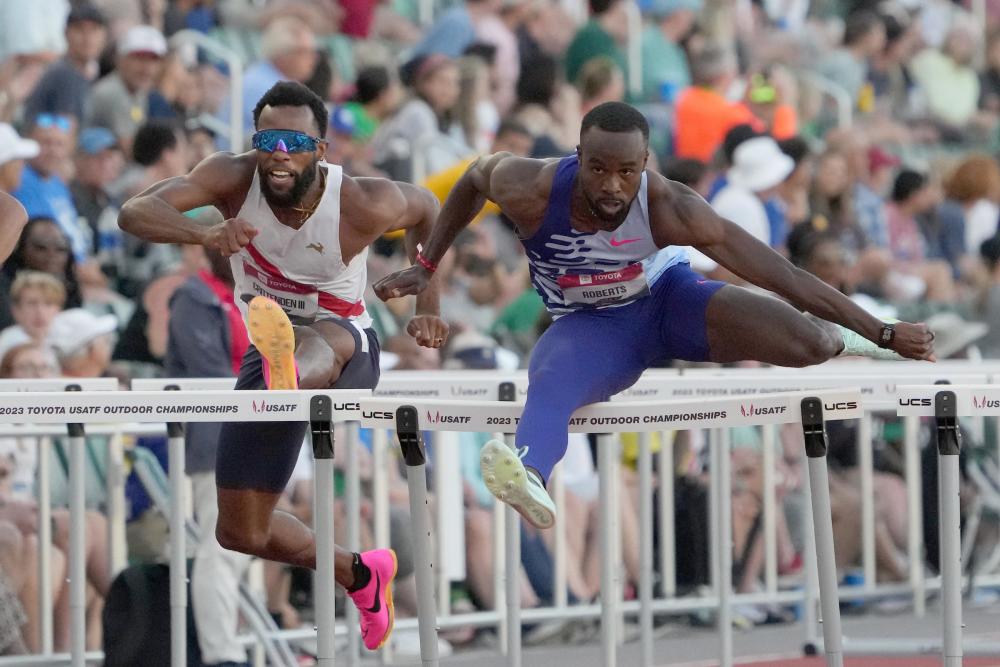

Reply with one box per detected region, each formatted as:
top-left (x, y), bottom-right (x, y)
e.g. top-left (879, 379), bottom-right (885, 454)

top-left (394, 182), bottom-right (449, 347)
top-left (119, 152), bottom-right (257, 255)
top-left (373, 153), bottom-right (506, 301)
top-left (658, 181), bottom-right (934, 361)
top-left (0, 192), bottom-right (27, 264)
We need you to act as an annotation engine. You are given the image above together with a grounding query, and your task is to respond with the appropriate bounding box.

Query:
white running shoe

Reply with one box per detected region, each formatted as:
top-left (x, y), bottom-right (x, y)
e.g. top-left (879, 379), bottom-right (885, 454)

top-left (480, 439), bottom-right (556, 529)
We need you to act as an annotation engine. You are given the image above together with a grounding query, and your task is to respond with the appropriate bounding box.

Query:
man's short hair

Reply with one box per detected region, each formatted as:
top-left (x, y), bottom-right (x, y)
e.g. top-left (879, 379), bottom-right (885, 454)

top-left (10, 271), bottom-right (66, 307)
top-left (691, 46), bottom-right (736, 87)
top-left (354, 66), bottom-right (391, 105)
top-left (133, 121), bottom-right (180, 166)
top-left (891, 169), bottom-right (926, 203)
top-left (495, 119), bottom-right (531, 141)
top-left (580, 102), bottom-right (649, 143)
top-left (843, 10), bottom-right (882, 46)
top-left (253, 81), bottom-right (329, 136)
top-left (589, 0), bottom-right (620, 16)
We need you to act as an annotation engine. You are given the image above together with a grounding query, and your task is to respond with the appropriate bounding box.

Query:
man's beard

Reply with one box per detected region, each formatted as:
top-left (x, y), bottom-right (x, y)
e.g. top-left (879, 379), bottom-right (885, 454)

top-left (584, 191), bottom-right (632, 226)
top-left (259, 160), bottom-right (318, 208)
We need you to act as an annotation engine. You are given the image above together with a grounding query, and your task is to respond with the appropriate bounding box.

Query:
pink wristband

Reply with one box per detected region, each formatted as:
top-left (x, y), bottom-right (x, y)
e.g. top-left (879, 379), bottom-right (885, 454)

top-left (415, 251), bottom-right (437, 274)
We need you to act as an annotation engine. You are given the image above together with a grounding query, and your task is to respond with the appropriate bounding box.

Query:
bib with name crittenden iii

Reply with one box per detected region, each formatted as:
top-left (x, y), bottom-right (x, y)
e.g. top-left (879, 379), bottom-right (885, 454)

top-left (230, 162), bottom-right (372, 327)
top-left (522, 156), bottom-right (688, 315)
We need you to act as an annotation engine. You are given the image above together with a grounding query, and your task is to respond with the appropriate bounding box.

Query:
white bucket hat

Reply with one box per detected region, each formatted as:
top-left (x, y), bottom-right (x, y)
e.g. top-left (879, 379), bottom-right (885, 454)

top-left (727, 136), bottom-right (795, 192)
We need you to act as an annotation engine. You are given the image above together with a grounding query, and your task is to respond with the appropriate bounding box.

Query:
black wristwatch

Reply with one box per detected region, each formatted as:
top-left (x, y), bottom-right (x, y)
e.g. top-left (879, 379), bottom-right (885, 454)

top-left (878, 323), bottom-right (896, 349)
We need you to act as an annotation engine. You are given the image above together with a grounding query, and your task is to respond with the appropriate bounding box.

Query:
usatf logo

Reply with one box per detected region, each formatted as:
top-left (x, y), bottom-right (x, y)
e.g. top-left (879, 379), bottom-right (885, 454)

top-left (973, 396), bottom-right (1000, 409)
top-left (739, 403), bottom-right (787, 417)
top-left (425, 411), bottom-right (472, 424)
top-left (251, 399), bottom-right (297, 414)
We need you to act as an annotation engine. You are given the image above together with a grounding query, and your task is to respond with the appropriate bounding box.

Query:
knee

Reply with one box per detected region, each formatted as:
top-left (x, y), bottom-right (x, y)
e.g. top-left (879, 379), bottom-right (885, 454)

top-left (787, 326), bottom-right (841, 367)
top-left (215, 518), bottom-right (267, 556)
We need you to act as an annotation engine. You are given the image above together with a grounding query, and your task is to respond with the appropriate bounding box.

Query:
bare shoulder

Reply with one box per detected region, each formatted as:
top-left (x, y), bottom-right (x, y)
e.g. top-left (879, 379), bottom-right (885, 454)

top-left (645, 169), bottom-right (724, 246)
top-left (190, 151), bottom-right (256, 186)
top-left (341, 174), bottom-right (435, 232)
top-left (486, 154), bottom-right (557, 224)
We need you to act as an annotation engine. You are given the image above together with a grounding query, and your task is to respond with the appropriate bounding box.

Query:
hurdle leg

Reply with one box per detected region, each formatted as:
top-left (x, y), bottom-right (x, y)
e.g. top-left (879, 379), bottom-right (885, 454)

top-left (800, 398), bottom-right (844, 667)
top-left (163, 384), bottom-right (187, 667)
top-left (310, 396), bottom-right (337, 667)
top-left (168, 420), bottom-right (187, 667)
top-left (715, 428), bottom-right (734, 667)
top-left (395, 406), bottom-right (440, 667)
top-left (37, 435), bottom-right (53, 654)
top-left (345, 421), bottom-right (362, 663)
top-left (498, 382), bottom-right (522, 667)
top-left (598, 433), bottom-right (619, 667)
top-left (65, 384), bottom-right (87, 667)
top-left (934, 390), bottom-right (963, 667)
top-left (638, 432), bottom-right (654, 667)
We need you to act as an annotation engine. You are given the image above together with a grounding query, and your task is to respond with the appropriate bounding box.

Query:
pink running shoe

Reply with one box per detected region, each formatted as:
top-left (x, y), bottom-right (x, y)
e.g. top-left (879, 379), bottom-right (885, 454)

top-left (347, 549), bottom-right (397, 650)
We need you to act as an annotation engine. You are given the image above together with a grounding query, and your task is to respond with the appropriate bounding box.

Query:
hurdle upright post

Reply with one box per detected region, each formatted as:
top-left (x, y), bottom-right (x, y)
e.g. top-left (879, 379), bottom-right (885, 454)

top-left (638, 432), bottom-right (654, 667)
top-left (396, 406), bottom-right (440, 667)
top-left (499, 381), bottom-right (522, 667)
top-left (934, 390), bottom-right (963, 667)
top-left (310, 395), bottom-right (337, 667)
top-left (165, 385), bottom-right (187, 667)
top-left (800, 397), bottom-right (844, 667)
top-left (65, 384), bottom-right (87, 667)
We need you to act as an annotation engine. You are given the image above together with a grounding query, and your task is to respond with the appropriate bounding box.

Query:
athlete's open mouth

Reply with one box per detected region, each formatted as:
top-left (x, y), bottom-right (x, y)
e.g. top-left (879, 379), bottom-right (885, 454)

top-left (268, 170), bottom-right (294, 187)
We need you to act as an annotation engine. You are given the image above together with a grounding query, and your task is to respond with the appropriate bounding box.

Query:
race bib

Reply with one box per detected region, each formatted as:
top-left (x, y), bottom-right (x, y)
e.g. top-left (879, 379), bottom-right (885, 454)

top-left (242, 261), bottom-right (319, 319)
top-left (557, 264), bottom-right (650, 308)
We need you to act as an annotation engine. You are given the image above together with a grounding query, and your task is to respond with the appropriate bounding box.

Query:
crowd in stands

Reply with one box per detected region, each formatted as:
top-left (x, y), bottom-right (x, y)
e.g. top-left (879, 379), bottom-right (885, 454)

top-left (1, 0), bottom-right (1000, 661)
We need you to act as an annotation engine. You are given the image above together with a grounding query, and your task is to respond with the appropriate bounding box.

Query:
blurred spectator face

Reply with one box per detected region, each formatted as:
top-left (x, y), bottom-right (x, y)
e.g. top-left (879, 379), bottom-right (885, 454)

top-left (988, 33), bottom-right (1000, 70)
top-left (162, 131), bottom-right (190, 178)
top-left (29, 115), bottom-right (75, 178)
top-left (12, 286), bottom-right (62, 339)
top-left (65, 19), bottom-right (106, 63)
top-left (75, 143), bottom-right (123, 190)
top-left (944, 27), bottom-right (976, 66)
top-left (186, 128), bottom-right (216, 168)
top-left (60, 334), bottom-right (112, 377)
top-left (119, 52), bottom-right (163, 93)
top-left (493, 127), bottom-right (534, 156)
top-left (1, 345), bottom-right (59, 379)
top-left (804, 237), bottom-right (849, 291)
top-left (863, 23), bottom-right (887, 57)
top-left (22, 219), bottom-right (70, 276)
top-left (815, 152), bottom-right (850, 198)
top-left (418, 61), bottom-right (461, 114)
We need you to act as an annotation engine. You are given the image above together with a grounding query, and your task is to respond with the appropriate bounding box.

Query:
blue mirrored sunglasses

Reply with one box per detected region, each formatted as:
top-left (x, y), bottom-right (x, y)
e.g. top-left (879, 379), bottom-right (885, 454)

top-left (251, 129), bottom-right (323, 154)
top-left (35, 113), bottom-right (73, 133)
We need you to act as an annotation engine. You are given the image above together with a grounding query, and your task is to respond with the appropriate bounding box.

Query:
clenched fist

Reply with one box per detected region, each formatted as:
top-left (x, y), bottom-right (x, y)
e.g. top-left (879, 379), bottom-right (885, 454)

top-left (374, 265), bottom-right (432, 301)
top-left (203, 218), bottom-right (259, 256)
top-left (891, 321), bottom-right (936, 361)
top-left (407, 315), bottom-right (449, 349)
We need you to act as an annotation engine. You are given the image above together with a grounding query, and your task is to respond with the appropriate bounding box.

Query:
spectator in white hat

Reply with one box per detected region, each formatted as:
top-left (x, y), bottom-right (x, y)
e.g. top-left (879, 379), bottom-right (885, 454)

top-left (690, 136), bottom-right (794, 277)
top-left (83, 25), bottom-right (167, 153)
top-left (47, 308), bottom-right (117, 377)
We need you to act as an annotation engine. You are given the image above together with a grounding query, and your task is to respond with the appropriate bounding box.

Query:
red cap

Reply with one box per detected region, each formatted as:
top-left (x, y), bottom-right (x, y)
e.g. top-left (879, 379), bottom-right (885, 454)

top-left (869, 146), bottom-right (901, 173)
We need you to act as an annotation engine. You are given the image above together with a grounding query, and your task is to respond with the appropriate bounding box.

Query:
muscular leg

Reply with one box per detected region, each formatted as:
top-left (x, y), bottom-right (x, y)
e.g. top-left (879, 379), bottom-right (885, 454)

top-left (215, 316), bottom-right (378, 588)
top-left (517, 310), bottom-right (647, 482)
top-left (704, 285), bottom-right (842, 366)
top-left (215, 488), bottom-right (358, 587)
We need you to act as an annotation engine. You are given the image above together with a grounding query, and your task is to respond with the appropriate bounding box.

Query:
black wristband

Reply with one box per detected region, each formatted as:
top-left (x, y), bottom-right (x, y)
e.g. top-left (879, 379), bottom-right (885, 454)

top-left (878, 323), bottom-right (896, 349)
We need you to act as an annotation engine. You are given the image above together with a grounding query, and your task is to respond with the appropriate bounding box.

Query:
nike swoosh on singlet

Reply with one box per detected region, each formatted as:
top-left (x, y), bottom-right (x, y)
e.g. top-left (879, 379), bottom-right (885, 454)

top-left (366, 572), bottom-right (382, 613)
top-left (609, 237), bottom-right (642, 247)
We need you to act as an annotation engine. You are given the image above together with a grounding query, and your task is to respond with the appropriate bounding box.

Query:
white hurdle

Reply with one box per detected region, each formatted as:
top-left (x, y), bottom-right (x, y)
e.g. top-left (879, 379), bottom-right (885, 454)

top-left (0, 387), bottom-right (369, 667)
top-left (359, 387), bottom-right (864, 667)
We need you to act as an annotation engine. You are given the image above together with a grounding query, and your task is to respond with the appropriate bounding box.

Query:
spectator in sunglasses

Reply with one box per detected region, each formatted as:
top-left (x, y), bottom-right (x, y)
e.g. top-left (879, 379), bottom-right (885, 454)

top-left (0, 218), bottom-right (83, 330)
